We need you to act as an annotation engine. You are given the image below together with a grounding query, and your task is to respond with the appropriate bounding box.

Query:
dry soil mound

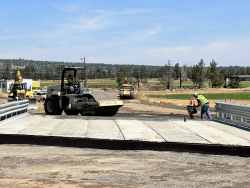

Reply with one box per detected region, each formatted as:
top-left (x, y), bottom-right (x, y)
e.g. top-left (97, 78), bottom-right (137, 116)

top-left (133, 83), bottom-right (160, 91)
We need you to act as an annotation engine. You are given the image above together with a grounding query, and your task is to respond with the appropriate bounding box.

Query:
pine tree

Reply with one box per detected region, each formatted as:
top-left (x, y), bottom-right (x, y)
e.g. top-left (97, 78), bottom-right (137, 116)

top-left (228, 79), bottom-right (241, 88)
top-left (173, 63), bottom-right (180, 80)
top-left (190, 59), bottom-right (205, 88)
top-left (206, 60), bottom-right (224, 88)
top-left (3, 64), bottom-right (12, 80)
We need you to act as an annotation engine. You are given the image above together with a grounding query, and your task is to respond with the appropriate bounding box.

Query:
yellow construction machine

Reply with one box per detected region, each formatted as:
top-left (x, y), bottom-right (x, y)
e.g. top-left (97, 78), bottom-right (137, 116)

top-left (8, 70), bottom-right (27, 100)
top-left (8, 70), bottom-right (37, 109)
top-left (119, 77), bottom-right (136, 99)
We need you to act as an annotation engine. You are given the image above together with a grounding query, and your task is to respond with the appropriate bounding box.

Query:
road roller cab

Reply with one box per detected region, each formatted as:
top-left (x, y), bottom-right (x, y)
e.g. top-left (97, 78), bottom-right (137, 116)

top-left (44, 67), bottom-right (123, 116)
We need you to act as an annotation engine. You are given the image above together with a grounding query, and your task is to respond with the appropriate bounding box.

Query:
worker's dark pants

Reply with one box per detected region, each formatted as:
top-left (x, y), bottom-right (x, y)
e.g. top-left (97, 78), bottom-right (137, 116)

top-left (201, 103), bottom-right (212, 120)
top-left (73, 85), bottom-right (78, 93)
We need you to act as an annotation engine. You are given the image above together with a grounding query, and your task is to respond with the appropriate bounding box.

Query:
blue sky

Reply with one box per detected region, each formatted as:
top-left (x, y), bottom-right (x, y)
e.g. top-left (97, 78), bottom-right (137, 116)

top-left (1, 0), bottom-right (250, 66)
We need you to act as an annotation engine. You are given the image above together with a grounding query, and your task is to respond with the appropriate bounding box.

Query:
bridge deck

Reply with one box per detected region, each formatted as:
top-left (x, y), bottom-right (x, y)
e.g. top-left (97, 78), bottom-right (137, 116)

top-left (1, 114), bottom-right (250, 147)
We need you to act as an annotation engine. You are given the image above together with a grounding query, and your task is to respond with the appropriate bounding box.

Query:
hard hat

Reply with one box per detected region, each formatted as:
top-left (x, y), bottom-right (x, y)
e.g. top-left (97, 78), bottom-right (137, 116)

top-left (193, 93), bottom-right (198, 96)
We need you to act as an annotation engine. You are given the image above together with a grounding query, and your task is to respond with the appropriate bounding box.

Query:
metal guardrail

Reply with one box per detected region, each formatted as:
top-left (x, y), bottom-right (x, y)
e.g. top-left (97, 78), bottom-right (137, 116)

top-left (214, 101), bottom-right (250, 127)
top-left (0, 99), bottom-right (29, 122)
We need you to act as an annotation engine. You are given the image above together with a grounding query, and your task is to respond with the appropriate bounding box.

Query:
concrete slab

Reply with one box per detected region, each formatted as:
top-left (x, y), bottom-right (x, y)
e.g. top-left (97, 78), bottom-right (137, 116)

top-left (143, 120), bottom-right (210, 144)
top-left (87, 119), bottom-right (123, 140)
top-left (172, 120), bottom-right (250, 146)
top-left (19, 116), bottom-right (62, 136)
top-left (202, 120), bottom-right (250, 143)
top-left (2, 114), bottom-right (250, 156)
top-left (0, 114), bottom-right (42, 134)
top-left (50, 118), bottom-right (88, 138)
top-left (115, 119), bottom-right (164, 142)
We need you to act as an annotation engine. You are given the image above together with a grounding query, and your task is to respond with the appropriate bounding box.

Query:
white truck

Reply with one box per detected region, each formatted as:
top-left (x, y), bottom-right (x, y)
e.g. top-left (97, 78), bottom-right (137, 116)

top-left (23, 79), bottom-right (32, 92)
top-left (33, 91), bottom-right (47, 102)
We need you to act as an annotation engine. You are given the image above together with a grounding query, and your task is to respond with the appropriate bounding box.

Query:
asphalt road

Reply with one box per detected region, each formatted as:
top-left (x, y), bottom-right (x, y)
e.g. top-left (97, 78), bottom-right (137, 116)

top-left (0, 144), bottom-right (250, 187)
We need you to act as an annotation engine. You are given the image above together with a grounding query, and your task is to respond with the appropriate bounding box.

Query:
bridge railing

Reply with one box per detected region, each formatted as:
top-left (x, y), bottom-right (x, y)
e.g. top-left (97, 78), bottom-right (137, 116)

top-left (214, 101), bottom-right (250, 127)
top-left (0, 99), bottom-right (29, 122)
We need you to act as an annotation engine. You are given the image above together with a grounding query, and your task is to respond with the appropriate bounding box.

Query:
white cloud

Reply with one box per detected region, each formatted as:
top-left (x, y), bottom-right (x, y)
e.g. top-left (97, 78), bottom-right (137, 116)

top-left (94, 8), bottom-right (150, 16)
top-left (52, 3), bottom-right (80, 13)
top-left (126, 27), bottom-right (162, 40)
top-left (57, 14), bottom-right (113, 30)
top-left (2, 37), bottom-right (250, 66)
top-left (56, 8), bottom-right (151, 31)
top-left (147, 46), bottom-right (193, 53)
top-left (200, 42), bottom-right (231, 50)
top-left (1, 38), bottom-right (250, 66)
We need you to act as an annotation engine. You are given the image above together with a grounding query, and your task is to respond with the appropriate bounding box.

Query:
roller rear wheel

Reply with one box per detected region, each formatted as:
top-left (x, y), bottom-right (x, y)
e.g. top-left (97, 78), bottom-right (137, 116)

top-left (44, 97), bottom-right (62, 115)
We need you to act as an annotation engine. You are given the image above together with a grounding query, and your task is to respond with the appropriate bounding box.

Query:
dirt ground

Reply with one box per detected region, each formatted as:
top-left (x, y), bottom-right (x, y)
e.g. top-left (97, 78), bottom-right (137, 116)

top-left (1, 145), bottom-right (250, 188)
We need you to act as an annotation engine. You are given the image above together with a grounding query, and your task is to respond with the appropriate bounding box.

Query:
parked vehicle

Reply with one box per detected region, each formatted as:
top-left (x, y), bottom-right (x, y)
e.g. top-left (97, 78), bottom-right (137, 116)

top-left (33, 92), bottom-right (47, 102)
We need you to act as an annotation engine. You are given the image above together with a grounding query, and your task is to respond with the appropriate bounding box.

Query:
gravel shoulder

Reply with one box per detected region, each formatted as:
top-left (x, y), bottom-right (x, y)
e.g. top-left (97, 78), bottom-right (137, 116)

top-left (0, 145), bottom-right (250, 188)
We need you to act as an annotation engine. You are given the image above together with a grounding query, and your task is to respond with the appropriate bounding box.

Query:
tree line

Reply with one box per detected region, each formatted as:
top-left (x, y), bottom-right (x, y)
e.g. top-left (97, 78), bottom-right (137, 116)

top-left (1, 58), bottom-right (247, 88)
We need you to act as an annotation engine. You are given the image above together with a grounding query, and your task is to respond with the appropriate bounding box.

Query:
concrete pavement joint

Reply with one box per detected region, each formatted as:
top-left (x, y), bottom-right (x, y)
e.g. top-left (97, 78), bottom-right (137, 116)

top-left (115, 120), bottom-right (125, 140)
top-left (195, 134), bottom-right (213, 144)
top-left (141, 120), bottom-right (167, 142)
top-left (48, 118), bottom-right (64, 136)
top-left (170, 120), bottom-right (217, 144)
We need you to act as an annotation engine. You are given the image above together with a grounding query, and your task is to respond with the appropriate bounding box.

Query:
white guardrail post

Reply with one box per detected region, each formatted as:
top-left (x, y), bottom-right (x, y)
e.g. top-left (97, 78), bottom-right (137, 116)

top-left (0, 99), bottom-right (29, 122)
top-left (214, 101), bottom-right (250, 127)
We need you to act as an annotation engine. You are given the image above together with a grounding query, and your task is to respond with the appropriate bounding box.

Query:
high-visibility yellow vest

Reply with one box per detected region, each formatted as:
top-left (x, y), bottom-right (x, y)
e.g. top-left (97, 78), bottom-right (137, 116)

top-left (69, 77), bottom-right (76, 84)
top-left (197, 95), bottom-right (209, 107)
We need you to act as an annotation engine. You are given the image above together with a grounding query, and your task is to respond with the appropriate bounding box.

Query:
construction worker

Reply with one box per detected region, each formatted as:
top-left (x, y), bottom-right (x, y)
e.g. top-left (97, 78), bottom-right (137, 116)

top-left (68, 74), bottom-right (78, 93)
top-left (193, 93), bottom-right (212, 120)
top-left (68, 74), bottom-right (76, 85)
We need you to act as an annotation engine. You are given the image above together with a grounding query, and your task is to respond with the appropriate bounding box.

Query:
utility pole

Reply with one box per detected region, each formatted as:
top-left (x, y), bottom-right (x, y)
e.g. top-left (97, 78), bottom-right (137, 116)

top-left (45, 65), bottom-right (47, 81)
top-left (167, 60), bottom-right (171, 90)
top-left (137, 69), bottom-right (139, 90)
top-left (140, 65), bottom-right (143, 82)
top-left (80, 57), bottom-right (87, 87)
top-left (59, 64), bottom-right (60, 83)
top-left (180, 70), bottom-right (182, 89)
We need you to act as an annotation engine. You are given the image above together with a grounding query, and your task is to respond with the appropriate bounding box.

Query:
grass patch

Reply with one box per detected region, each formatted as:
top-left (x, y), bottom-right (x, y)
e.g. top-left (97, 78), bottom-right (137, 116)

top-left (148, 82), bottom-right (160, 85)
top-left (241, 81), bottom-right (250, 87)
top-left (149, 81), bottom-right (209, 87)
top-left (40, 83), bottom-right (59, 87)
top-left (146, 92), bottom-right (250, 100)
top-left (149, 80), bottom-right (250, 88)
